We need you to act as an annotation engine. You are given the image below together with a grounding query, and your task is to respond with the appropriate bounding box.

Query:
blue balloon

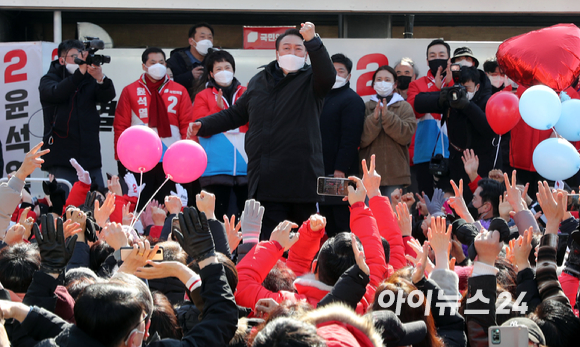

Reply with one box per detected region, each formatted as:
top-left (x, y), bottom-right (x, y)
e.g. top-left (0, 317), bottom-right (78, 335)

top-left (519, 85), bottom-right (562, 130)
top-left (533, 138), bottom-right (580, 181)
top-left (554, 99), bottom-right (580, 141)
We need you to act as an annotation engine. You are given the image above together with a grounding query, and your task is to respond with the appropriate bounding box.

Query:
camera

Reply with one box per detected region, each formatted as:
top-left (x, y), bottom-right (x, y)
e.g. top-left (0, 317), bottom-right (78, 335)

top-left (447, 63), bottom-right (465, 101)
top-left (74, 37), bottom-right (111, 66)
top-left (429, 154), bottom-right (449, 177)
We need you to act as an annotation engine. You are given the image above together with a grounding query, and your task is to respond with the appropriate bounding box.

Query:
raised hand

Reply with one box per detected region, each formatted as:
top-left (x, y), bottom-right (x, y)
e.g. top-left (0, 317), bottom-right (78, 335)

top-left (196, 191), bottom-right (216, 220)
top-left (164, 195), bottom-right (182, 215)
top-left (461, 149), bottom-right (479, 182)
top-left (216, 89), bottom-right (225, 109)
top-left (170, 183), bottom-right (189, 208)
top-left (406, 238), bottom-right (434, 275)
top-left (448, 179), bottom-right (473, 223)
top-left (424, 188), bottom-right (445, 216)
top-left (5, 224), bottom-right (26, 246)
top-left (223, 214), bottom-right (242, 251)
top-left (187, 122), bottom-right (202, 139)
top-left (151, 206), bottom-right (167, 227)
top-left (70, 158), bottom-right (91, 185)
top-left (122, 203), bottom-right (135, 226)
top-left (270, 220), bottom-right (300, 251)
top-left (361, 155), bottom-right (381, 200)
top-left (411, 242), bottom-right (430, 284)
top-left (124, 173), bottom-right (145, 198)
top-left (351, 233), bottom-right (370, 275)
top-left (14, 142), bottom-right (49, 181)
top-left (396, 202), bottom-right (412, 237)
top-left (172, 207), bottom-right (216, 261)
top-left (255, 298), bottom-right (280, 319)
top-left (18, 207), bottom-right (34, 240)
top-left (33, 214), bottom-right (77, 275)
top-left (427, 216), bottom-right (452, 270)
top-left (537, 181), bottom-right (566, 234)
top-left (309, 214), bottom-right (327, 232)
top-left (347, 176), bottom-right (367, 206)
top-left (511, 227), bottom-right (534, 272)
top-left (503, 170), bottom-right (525, 214)
top-left (299, 22), bottom-right (316, 41)
top-left (118, 240), bottom-right (160, 275)
top-left (498, 193), bottom-right (513, 222)
top-left (488, 169), bottom-right (504, 183)
top-left (241, 199), bottom-right (265, 244)
top-left (94, 193), bottom-right (115, 228)
top-left (107, 175), bottom-right (123, 196)
top-left (97, 222), bottom-right (129, 250)
top-left (474, 229), bottom-right (501, 266)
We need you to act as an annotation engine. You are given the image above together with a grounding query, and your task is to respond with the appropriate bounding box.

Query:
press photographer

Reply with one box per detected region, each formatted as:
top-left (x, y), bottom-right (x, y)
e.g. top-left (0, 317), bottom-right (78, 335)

top-left (414, 64), bottom-right (495, 201)
top-left (39, 38), bottom-right (115, 192)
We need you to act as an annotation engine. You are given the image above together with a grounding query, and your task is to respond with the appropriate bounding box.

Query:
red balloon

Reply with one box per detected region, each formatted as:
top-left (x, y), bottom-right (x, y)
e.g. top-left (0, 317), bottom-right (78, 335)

top-left (496, 24), bottom-right (580, 92)
top-left (485, 91), bottom-right (521, 135)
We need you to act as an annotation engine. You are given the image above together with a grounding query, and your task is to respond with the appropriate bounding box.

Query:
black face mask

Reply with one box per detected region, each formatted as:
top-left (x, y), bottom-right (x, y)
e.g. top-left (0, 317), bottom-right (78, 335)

top-left (467, 201), bottom-right (481, 221)
top-left (397, 76), bottom-right (412, 90)
top-left (428, 59), bottom-right (448, 76)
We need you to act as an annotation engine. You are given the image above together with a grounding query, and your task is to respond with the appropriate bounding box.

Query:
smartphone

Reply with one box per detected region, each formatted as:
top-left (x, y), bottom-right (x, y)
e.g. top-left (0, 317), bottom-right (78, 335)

top-left (316, 177), bottom-right (354, 197)
top-left (529, 202), bottom-right (547, 227)
top-left (568, 194), bottom-right (580, 211)
top-left (106, 172), bottom-right (113, 180)
top-left (120, 246), bottom-right (164, 261)
top-left (488, 326), bottom-right (528, 346)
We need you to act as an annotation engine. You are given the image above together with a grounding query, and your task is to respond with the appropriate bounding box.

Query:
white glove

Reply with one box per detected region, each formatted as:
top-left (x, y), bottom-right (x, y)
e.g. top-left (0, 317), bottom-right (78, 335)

top-left (241, 199), bottom-right (265, 244)
top-left (170, 183), bottom-right (188, 207)
top-left (70, 158), bottom-right (91, 185)
top-left (124, 173), bottom-right (146, 198)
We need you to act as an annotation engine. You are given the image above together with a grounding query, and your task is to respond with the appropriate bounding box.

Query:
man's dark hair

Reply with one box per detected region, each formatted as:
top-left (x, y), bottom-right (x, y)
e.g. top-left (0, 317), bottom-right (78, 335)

top-left (460, 66), bottom-right (480, 85)
top-left (205, 49), bottom-right (236, 73)
top-left (141, 47), bottom-right (166, 64)
top-left (263, 260), bottom-right (296, 292)
top-left (89, 240), bottom-right (114, 274)
top-left (188, 22), bottom-right (214, 38)
top-left (331, 53), bottom-right (353, 74)
top-left (65, 267), bottom-right (99, 300)
top-left (74, 283), bottom-right (146, 347)
top-left (477, 178), bottom-right (504, 217)
top-left (381, 237), bottom-right (391, 264)
top-left (0, 243), bottom-right (40, 293)
top-left (371, 65), bottom-right (398, 87)
top-left (316, 232), bottom-right (361, 286)
top-left (530, 300), bottom-right (580, 347)
top-left (426, 39), bottom-right (450, 58)
top-left (57, 39), bottom-right (84, 58)
top-left (483, 59), bottom-right (500, 74)
top-left (275, 28), bottom-right (304, 51)
top-left (252, 317), bottom-right (327, 347)
top-left (150, 291), bottom-right (183, 339)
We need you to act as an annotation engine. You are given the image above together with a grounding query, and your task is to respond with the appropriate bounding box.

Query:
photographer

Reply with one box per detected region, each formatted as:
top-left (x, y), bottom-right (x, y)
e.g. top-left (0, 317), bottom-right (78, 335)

top-left (414, 66), bottom-right (495, 201)
top-left (40, 39), bottom-right (115, 192)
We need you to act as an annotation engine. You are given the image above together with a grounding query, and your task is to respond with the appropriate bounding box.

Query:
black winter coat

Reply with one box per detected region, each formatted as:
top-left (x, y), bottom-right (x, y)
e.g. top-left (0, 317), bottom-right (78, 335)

top-left (167, 47), bottom-right (203, 90)
top-left (414, 70), bottom-right (496, 199)
top-left (197, 37), bottom-right (336, 203)
top-left (39, 60), bottom-right (115, 171)
top-left (319, 81), bottom-right (365, 177)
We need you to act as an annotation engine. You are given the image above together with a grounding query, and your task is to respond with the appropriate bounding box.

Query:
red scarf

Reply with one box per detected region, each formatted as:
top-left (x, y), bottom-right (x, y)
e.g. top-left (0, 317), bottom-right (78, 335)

top-left (144, 75), bottom-right (171, 138)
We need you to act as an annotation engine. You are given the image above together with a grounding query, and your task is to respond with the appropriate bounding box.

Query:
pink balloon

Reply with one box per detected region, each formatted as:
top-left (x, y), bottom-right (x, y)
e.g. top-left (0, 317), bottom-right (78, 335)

top-left (163, 140), bottom-right (208, 184)
top-left (117, 126), bottom-right (163, 173)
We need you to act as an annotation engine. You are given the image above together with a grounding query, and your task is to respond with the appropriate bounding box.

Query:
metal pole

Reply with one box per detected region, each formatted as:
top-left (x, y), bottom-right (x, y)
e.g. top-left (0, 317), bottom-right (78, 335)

top-left (53, 11), bottom-right (62, 43)
top-left (404, 14), bottom-right (415, 38)
top-left (386, 15), bottom-right (392, 38)
top-left (338, 14), bottom-right (344, 38)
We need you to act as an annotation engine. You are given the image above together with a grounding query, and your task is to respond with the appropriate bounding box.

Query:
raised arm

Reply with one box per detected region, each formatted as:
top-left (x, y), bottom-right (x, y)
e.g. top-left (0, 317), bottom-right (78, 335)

top-left (300, 22), bottom-right (335, 99)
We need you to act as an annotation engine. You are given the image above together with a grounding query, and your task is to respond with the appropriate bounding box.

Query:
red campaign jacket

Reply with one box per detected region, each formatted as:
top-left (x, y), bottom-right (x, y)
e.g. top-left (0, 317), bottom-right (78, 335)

top-left (286, 219), bottom-right (325, 277)
top-left (367, 196), bottom-right (406, 272)
top-left (113, 74), bottom-right (193, 160)
top-left (235, 202), bottom-right (387, 314)
top-left (192, 85), bottom-right (248, 132)
top-left (510, 86), bottom-right (580, 171)
top-left (64, 181), bottom-right (137, 223)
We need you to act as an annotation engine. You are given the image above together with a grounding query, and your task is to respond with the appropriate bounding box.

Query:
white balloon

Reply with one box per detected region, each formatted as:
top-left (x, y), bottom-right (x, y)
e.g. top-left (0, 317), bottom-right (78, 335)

top-left (554, 99), bottom-right (580, 141)
top-left (519, 85), bottom-right (562, 130)
top-left (533, 138), bottom-right (580, 181)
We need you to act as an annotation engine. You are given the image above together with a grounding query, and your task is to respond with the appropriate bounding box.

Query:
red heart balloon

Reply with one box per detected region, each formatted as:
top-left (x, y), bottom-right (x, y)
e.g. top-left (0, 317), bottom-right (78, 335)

top-left (497, 24), bottom-right (580, 92)
top-left (485, 91), bottom-right (521, 135)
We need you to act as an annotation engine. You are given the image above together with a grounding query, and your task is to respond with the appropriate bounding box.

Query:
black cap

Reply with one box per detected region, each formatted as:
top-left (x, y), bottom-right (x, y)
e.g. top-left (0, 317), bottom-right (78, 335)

top-left (371, 311), bottom-right (427, 347)
top-left (451, 219), bottom-right (479, 246)
top-left (451, 47), bottom-right (479, 67)
top-left (501, 317), bottom-right (546, 345)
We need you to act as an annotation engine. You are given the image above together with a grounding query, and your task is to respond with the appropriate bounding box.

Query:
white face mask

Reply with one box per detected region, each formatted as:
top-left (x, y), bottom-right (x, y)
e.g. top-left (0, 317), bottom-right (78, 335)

top-left (488, 75), bottom-right (505, 89)
top-left (456, 59), bottom-right (473, 68)
top-left (213, 70), bottom-right (234, 86)
top-left (332, 76), bottom-right (348, 89)
top-left (147, 63), bottom-right (167, 80)
top-left (66, 63), bottom-right (79, 74)
top-left (374, 81), bottom-right (394, 97)
top-left (467, 86), bottom-right (478, 100)
top-left (278, 54), bottom-right (305, 73)
top-left (195, 39), bottom-right (213, 56)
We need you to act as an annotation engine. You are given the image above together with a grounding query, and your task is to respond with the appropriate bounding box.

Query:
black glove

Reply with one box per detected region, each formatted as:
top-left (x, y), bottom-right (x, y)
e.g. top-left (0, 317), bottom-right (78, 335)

top-left (43, 180), bottom-right (66, 216)
top-left (438, 87), bottom-right (450, 108)
top-left (85, 218), bottom-right (98, 242)
top-left (449, 88), bottom-right (470, 109)
top-left (79, 191), bottom-right (99, 214)
top-left (33, 214), bottom-right (77, 274)
top-left (172, 207), bottom-right (215, 261)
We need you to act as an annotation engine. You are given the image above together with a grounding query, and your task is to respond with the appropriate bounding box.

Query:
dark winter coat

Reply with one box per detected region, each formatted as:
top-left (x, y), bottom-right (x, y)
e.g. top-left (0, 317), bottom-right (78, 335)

top-left (197, 37), bottom-right (336, 203)
top-left (167, 47), bottom-right (203, 91)
top-left (39, 60), bottom-right (115, 171)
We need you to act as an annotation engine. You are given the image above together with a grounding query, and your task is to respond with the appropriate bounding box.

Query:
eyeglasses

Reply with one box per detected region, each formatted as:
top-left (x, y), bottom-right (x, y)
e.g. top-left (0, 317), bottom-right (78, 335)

top-left (124, 313), bottom-right (149, 345)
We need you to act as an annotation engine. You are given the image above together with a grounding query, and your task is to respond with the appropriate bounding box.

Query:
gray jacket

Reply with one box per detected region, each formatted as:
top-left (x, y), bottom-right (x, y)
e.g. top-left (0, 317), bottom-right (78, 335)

top-left (0, 176), bottom-right (24, 235)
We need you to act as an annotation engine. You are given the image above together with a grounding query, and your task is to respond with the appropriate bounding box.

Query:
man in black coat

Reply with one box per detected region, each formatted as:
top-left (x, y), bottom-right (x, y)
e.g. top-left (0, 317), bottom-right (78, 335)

top-left (414, 65), bottom-right (496, 202)
top-left (318, 53), bottom-right (365, 236)
top-left (189, 23), bottom-right (336, 240)
top-left (39, 40), bottom-right (115, 191)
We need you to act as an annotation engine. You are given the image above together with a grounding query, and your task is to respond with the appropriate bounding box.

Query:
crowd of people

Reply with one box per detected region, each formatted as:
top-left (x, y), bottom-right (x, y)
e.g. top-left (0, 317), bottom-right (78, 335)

top-left (2, 19), bottom-right (580, 347)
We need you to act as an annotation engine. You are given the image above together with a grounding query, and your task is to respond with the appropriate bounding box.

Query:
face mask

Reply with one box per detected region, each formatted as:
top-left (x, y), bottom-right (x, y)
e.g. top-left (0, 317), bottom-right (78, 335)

top-left (214, 70), bottom-right (234, 86)
top-left (467, 201), bottom-right (482, 220)
top-left (456, 59), bottom-right (473, 68)
top-left (428, 59), bottom-right (448, 76)
top-left (397, 76), bottom-right (412, 90)
top-left (488, 75), bottom-right (505, 89)
top-left (195, 39), bottom-right (213, 56)
top-left (66, 63), bottom-right (79, 74)
top-left (278, 54), bottom-right (305, 73)
top-left (374, 81), bottom-right (394, 97)
top-left (332, 75), bottom-right (347, 89)
top-left (147, 63), bottom-right (167, 80)
top-left (467, 86), bottom-right (478, 101)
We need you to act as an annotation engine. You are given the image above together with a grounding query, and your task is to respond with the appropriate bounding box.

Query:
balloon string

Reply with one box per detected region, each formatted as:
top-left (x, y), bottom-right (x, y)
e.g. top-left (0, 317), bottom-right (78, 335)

top-left (493, 135), bottom-right (502, 169)
top-left (130, 176), bottom-right (171, 230)
top-left (551, 127), bottom-right (561, 138)
top-left (130, 171), bottom-right (144, 228)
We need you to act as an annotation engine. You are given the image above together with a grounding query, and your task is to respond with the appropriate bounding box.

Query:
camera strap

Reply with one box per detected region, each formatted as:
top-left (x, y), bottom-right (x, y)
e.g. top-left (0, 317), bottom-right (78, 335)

top-left (431, 110), bottom-right (449, 157)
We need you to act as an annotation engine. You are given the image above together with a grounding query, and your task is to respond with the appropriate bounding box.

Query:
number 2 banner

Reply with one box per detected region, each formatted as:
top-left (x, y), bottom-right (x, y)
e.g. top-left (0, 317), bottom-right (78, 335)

top-left (0, 42), bottom-right (56, 177)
